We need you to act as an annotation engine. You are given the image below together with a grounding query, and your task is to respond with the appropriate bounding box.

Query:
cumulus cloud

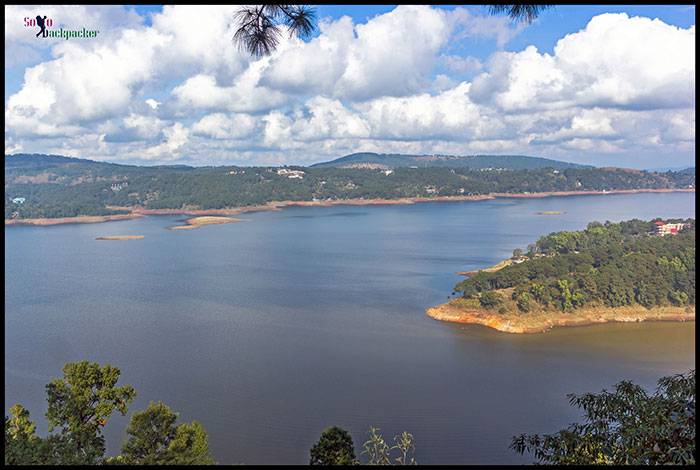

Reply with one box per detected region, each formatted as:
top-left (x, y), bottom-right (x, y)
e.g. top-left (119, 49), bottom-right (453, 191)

top-left (471, 13), bottom-right (695, 111)
top-left (447, 7), bottom-right (526, 48)
top-left (440, 55), bottom-right (483, 75)
top-left (4, 4), bottom-right (144, 69)
top-left (172, 65), bottom-right (287, 113)
top-left (142, 122), bottom-right (189, 160)
top-left (261, 5), bottom-right (452, 101)
top-left (192, 113), bottom-right (258, 139)
top-left (3, 6), bottom-right (696, 169)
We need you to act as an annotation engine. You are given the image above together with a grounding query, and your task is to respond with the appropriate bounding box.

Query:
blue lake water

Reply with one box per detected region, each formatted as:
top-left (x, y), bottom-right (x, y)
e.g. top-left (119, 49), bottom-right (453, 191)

top-left (4, 192), bottom-right (696, 464)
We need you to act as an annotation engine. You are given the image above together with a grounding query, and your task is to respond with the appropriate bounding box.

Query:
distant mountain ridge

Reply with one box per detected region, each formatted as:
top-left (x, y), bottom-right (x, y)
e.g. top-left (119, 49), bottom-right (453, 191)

top-left (311, 152), bottom-right (593, 170)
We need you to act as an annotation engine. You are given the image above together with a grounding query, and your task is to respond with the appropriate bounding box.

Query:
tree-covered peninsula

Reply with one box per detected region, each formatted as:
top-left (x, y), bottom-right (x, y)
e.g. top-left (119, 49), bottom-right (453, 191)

top-left (428, 218), bottom-right (695, 333)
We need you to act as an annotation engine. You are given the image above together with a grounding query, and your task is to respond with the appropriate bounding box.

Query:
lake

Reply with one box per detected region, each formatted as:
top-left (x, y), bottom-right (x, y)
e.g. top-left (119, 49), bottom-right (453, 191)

top-left (4, 192), bottom-right (696, 464)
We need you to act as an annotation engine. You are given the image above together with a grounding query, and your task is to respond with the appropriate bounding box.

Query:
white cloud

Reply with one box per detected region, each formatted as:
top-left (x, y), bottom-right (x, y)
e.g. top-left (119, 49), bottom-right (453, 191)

top-left (447, 7), bottom-right (525, 48)
top-left (471, 13), bottom-right (695, 111)
top-left (172, 63), bottom-right (288, 113)
top-left (3, 7), bottom-right (696, 169)
top-left (145, 98), bottom-right (160, 109)
top-left (5, 141), bottom-right (23, 154)
top-left (440, 55), bottom-right (483, 75)
top-left (142, 122), bottom-right (189, 159)
top-left (5, 26), bottom-right (170, 136)
top-left (191, 113), bottom-right (257, 139)
top-left (262, 5), bottom-right (453, 101)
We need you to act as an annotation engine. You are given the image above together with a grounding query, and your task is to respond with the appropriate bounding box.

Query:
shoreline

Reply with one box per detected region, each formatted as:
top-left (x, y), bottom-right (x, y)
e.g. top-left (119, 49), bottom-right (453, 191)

top-left (5, 188), bottom-right (694, 227)
top-left (169, 216), bottom-right (241, 230)
top-left (426, 301), bottom-right (695, 334)
top-left (5, 213), bottom-right (142, 226)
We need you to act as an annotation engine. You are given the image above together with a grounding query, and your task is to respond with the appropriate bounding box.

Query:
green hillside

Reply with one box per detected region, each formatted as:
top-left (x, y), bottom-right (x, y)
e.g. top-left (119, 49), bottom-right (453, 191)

top-left (311, 152), bottom-right (592, 170)
top-left (5, 154), bottom-right (695, 220)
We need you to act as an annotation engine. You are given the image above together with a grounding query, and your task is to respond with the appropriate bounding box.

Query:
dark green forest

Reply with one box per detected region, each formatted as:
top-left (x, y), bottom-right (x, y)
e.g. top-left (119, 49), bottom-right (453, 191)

top-left (455, 219), bottom-right (695, 313)
top-left (5, 154), bottom-right (695, 219)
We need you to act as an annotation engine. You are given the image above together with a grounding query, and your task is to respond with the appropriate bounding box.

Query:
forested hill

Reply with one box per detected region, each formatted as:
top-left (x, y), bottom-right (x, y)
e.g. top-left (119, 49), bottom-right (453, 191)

top-left (455, 218), bottom-right (695, 313)
top-left (4, 153), bottom-right (695, 220)
top-left (311, 152), bottom-right (592, 170)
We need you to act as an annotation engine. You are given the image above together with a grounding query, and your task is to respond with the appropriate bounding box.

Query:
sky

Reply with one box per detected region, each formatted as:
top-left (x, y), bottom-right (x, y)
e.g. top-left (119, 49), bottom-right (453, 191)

top-left (4, 4), bottom-right (696, 169)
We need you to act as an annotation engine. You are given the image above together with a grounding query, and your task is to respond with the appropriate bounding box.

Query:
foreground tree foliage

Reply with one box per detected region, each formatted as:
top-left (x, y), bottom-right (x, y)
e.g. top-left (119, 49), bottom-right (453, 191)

top-left (488, 4), bottom-right (553, 23)
top-left (4, 361), bottom-right (215, 465)
top-left (309, 426), bottom-right (417, 465)
top-left (233, 4), bottom-right (316, 56)
top-left (117, 401), bottom-right (214, 465)
top-left (511, 370), bottom-right (696, 465)
top-left (232, 4), bottom-right (553, 57)
top-left (309, 426), bottom-right (357, 465)
top-left (44, 361), bottom-right (136, 464)
top-left (6, 363), bottom-right (695, 464)
top-left (4, 405), bottom-right (43, 465)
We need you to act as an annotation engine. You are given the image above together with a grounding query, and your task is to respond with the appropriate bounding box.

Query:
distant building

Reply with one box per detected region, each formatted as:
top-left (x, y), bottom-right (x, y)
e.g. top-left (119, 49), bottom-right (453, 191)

top-left (110, 182), bottom-right (128, 192)
top-left (11, 197), bottom-right (25, 204)
top-left (276, 168), bottom-right (305, 179)
top-left (654, 220), bottom-right (689, 236)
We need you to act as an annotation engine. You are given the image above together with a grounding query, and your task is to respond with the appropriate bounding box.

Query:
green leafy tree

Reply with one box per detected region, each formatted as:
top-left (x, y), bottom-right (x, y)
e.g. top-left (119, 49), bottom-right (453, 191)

top-left (44, 361), bottom-right (136, 465)
top-left (479, 291), bottom-right (504, 309)
top-left (309, 426), bottom-right (357, 465)
top-left (557, 279), bottom-right (574, 312)
top-left (5, 362), bottom-right (217, 466)
top-left (121, 401), bottom-right (214, 465)
top-left (4, 405), bottom-right (43, 465)
top-left (514, 291), bottom-right (532, 313)
top-left (511, 370), bottom-right (696, 465)
top-left (167, 421), bottom-right (215, 465)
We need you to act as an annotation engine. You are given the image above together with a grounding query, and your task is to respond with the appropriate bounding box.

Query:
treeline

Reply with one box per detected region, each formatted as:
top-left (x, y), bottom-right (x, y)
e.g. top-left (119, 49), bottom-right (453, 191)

top-left (455, 219), bottom-right (695, 313)
top-left (4, 361), bottom-right (214, 465)
top-left (5, 155), bottom-right (695, 219)
top-left (6, 361), bottom-right (694, 465)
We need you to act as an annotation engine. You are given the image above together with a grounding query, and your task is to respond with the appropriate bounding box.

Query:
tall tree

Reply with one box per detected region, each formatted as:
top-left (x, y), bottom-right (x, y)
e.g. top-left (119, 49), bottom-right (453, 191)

top-left (121, 401), bottom-right (215, 465)
top-left (44, 361), bottom-right (136, 464)
top-left (511, 370), bottom-right (696, 465)
top-left (4, 405), bottom-right (43, 465)
top-left (309, 426), bottom-right (357, 465)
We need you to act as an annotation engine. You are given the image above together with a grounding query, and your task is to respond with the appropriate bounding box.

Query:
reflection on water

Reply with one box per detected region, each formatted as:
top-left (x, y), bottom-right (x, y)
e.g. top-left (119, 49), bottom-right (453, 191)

top-left (5, 192), bottom-right (695, 464)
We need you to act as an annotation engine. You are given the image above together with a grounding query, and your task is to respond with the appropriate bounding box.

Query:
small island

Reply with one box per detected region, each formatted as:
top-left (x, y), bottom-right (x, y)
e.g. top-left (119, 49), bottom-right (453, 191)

top-left (169, 216), bottom-right (241, 230)
top-left (95, 235), bottom-right (144, 240)
top-left (537, 211), bottom-right (565, 215)
top-left (429, 218), bottom-right (695, 333)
